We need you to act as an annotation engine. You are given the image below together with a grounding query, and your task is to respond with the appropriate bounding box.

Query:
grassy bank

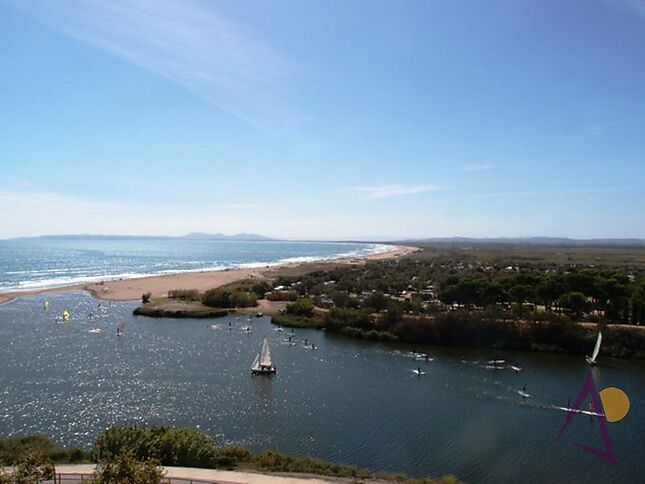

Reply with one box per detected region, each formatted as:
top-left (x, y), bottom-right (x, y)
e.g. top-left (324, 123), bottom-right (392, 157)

top-left (133, 298), bottom-right (230, 318)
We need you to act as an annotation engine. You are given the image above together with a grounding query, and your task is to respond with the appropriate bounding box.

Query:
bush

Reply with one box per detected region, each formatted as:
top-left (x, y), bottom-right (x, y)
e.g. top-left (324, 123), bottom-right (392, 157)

top-left (85, 449), bottom-right (164, 484)
top-left (286, 298), bottom-right (315, 317)
top-left (0, 435), bottom-right (90, 466)
top-left (266, 291), bottom-right (298, 302)
top-left (94, 425), bottom-right (218, 469)
top-left (168, 289), bottom-right (200, 300)
top-left (202, 289), bottom-right (257, 308)
top-left (0, 448), bottom-right (55, 484)
top-left (213, 446), bottom-right (252, 468)
top-left (141, 293), bottom-right (151, 304)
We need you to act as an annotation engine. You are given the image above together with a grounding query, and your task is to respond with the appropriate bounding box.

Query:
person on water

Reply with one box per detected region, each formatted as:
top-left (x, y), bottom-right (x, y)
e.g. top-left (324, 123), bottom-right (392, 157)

top-left (304, 338), bottom-right (308, 346)
top-left (522, 383), bottom-right (527, 393)
top-left (567, 398), bottom-right (571, 409)
top-left (417, 367), bottom-right (422, 374)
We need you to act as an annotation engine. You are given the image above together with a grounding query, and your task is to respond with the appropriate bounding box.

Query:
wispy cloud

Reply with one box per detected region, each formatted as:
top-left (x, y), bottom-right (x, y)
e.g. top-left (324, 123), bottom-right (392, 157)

top-left (350, 184), bottom-right (438, 200)
top-left (13, 0), bottom-right (295, 130)
top-left (460, 164), bottom-right (495, 172)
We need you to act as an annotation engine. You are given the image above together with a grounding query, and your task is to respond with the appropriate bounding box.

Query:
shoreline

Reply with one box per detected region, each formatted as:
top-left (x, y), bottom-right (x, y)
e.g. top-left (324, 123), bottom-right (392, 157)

top-left (0, 244), bottom-right (418, 305)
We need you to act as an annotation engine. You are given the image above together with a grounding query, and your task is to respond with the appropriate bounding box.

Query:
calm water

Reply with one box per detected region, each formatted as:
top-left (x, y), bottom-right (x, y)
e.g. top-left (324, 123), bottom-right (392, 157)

top-left (0, 292), bottom-right (643, 483)
top-left (0, 237), bottom-right (389, 291)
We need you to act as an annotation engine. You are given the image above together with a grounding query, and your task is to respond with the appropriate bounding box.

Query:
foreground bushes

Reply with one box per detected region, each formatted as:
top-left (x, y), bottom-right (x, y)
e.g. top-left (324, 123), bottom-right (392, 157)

top-left (0, 449), bottom-right (55, 484)
top-left (0, 427), bottom-right (457, 483)
top-left (86, 450), bottom-right (164, 484)
top-left (94, 426), bottom-right (218, 469)
top-left (0, 435), bottom-right (89, 466)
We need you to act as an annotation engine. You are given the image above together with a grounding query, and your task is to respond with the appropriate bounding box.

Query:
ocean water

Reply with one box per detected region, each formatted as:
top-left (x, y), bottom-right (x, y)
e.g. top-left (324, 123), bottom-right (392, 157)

top-left (0, 291), bottom-right (643, 483)
top-left (0, 237), bottom-right (391, 292)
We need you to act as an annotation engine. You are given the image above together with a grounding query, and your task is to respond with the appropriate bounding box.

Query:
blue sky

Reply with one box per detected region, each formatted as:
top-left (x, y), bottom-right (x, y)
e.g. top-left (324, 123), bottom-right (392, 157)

top-left (1, 0), bottom-right (644, 240)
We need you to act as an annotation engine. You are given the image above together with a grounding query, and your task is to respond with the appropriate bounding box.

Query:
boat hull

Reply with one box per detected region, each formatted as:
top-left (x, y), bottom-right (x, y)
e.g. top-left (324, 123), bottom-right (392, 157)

top-left (252, 367), bottom-right (276, 375)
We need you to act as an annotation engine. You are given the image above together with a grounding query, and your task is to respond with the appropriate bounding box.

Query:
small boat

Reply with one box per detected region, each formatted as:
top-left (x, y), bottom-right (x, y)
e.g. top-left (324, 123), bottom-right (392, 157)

top-left (509, 365), bottom-right (523, 372)
top-left (255, 312), bottom-right (263, 318)
top-left (209, 324), bottom-right (221, 330)
top-left (487, 359), bottom-right (505, 365)
top-left (251, 337), bottom-right (276, 375)
top-left (274, 326), bottom-right (284, 332)
top-left (88, 328), bottom-right (102, 334)
top-left (553, 406), bottom-right (604, 417)
top-left (585, 332), bottom-right (602, 366)
top-left (241, 326), bottom-right (253, 334)
top-left (518, 390), bottom-right (531, 398)
top-left (412, 368), bottom-right (426, 376)
top-left (303, 344), bottom-right (318, 350)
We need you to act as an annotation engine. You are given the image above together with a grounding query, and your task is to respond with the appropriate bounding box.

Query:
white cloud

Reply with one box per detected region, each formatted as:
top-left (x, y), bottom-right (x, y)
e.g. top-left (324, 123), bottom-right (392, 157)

top-left (13, 0), bottom-right (296, 130)
top-left (350, 184), bottom-right (438, 200)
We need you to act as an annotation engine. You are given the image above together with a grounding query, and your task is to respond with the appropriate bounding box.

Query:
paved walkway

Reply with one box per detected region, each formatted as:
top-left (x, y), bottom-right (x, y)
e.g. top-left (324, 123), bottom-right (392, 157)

top-left (47, 465), bottom-right (345, 484)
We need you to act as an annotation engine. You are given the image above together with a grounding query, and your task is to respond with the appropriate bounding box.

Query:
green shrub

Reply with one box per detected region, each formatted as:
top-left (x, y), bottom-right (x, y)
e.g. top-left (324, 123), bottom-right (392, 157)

top-left (202, 289), bottom-right (257, 308)
top-left (168, 289), bottom-right (200, 300)
top-left (0, 435), bottom-right (90, 466)
top-left (213, 446), bottom-right (252, 468)
top-left (94, 425), bottom-right (218, 469)
top-left (141, 293), bottom-right (151, 304)
top-left (286, 298), bottom-right (315, 316)
top-left (1, 448), bottom-right (55, 484)
top-left (85, 449), bottom-right (164, 484)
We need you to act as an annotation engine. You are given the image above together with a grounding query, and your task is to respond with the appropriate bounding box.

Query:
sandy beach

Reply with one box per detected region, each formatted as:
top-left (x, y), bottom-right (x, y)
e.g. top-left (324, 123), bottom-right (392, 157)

top-left (0, 244), bottom-right (418, 305)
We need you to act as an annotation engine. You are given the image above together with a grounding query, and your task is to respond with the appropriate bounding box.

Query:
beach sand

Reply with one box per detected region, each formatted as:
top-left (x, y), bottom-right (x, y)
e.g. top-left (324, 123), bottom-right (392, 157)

top-left (0, 244), bottom-right (418, 305)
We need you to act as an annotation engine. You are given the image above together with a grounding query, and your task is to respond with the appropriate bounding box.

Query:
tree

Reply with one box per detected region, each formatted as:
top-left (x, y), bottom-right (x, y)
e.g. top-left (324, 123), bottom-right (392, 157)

top-left (508, 284), bottom-right (534, 317)
top-left (559, 292), bottom-right (587, 320)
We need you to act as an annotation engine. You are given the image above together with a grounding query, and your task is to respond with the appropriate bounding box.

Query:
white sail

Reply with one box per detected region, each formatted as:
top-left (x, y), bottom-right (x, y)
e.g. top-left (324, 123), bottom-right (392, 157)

top-left (251, 354), bottom-right (260, 370)
top-left (260, 337), bottom-right (272, 367)
top-left (591, 332), bottom-right (602, 362)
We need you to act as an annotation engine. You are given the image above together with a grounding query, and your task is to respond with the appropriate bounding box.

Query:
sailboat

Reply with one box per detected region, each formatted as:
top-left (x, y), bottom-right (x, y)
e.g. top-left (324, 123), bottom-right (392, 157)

top-left (585, 331), bottom-right (602, 365)
top-left (251, 337), bottom-right (276, 375)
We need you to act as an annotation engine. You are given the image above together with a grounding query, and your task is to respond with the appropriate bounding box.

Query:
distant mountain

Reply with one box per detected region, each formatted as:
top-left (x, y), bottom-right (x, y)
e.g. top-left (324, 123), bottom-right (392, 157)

top-left (402, 237), bottom-right (645, 247)
top-left (182, 232), bottom-right (273, 241)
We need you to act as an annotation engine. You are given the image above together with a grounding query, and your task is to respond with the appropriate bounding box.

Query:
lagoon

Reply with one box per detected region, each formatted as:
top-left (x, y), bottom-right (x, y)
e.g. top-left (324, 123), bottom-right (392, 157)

top-left (0, 291), bottom-right (643, 482)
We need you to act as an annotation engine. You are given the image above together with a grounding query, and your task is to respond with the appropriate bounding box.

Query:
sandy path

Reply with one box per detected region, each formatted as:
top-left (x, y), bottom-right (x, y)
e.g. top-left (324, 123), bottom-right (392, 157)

top-left (51, 464), bottom-right (357, 483)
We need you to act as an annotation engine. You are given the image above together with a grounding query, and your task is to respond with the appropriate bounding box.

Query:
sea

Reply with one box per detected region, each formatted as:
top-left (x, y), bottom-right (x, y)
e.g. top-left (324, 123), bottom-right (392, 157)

top-left (0, 236), bottom-right (392, 292)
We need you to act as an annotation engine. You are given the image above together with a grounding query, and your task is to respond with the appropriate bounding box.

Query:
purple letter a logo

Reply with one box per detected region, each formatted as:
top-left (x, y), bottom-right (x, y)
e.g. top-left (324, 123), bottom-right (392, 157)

top-left (557, 371), bottom-right (616, 464)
